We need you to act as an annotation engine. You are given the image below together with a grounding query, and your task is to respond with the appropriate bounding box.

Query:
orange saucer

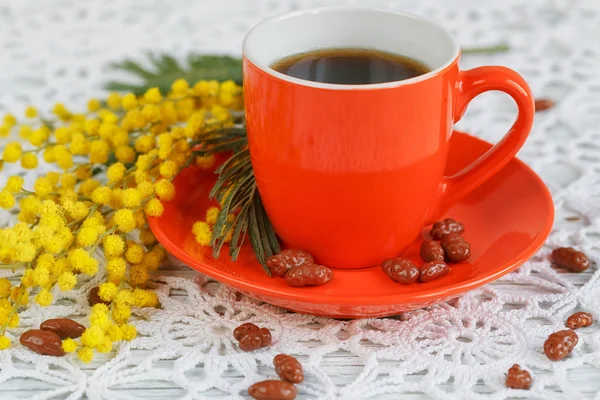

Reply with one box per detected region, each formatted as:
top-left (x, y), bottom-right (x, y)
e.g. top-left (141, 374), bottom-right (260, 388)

top-left (148, 131), bottom-right (554, 318)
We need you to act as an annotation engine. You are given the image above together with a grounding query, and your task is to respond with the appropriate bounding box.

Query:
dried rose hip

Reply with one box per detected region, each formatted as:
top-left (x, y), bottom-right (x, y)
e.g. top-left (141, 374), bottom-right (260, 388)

top-left (40, 318), bottom-right (85, 339)
top-left (239, 331), bottom-right (264, 352)
top-left (544, 329), bottom-right (578, 361)
top-left (551, 247), bottom-right (590, 272)
top-left (284, 263), bottom-right (333, 287)
top-left (266, 249), bottom-right (314, 277)
top-left (235, 324), bottom-right (271, 352)
top-left (420, 240), bottom-right (445, 262)
top-left (88, 286), bottom-right (110, 307)
top-left (505, 364), bottom-right (532, 390)
top-left (381, 258), bottom-right (419, 284)
top-left (20, 329), bottom-right (65, 356)
top-left (566, 312), bottom-right (594, 329)
top-left (430, 218), bottom-right (464, 240)
top-left (534, 98), bottom-right (555, 112)
top-left (441, 233), bottom-right (471, 262)
top-left (274, 354), bottom-right (304, 384)
top-left (233, 323), bottom-right (259, 341)
top-left (248, 380), bottom-right (297, 400)
top-left (420, 261), bottom-right (449, 282)
top-left (259, 328), bottom-right (272, 347)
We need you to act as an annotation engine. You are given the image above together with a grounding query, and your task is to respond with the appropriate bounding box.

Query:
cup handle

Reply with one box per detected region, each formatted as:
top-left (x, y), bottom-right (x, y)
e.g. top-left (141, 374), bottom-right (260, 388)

top-left (425, 66), bottom-right (535, 225)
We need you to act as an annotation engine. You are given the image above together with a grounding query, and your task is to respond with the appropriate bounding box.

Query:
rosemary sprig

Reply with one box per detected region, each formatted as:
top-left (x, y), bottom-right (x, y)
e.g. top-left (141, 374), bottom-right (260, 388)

top-left (193, 126), bottom-right (280, 274)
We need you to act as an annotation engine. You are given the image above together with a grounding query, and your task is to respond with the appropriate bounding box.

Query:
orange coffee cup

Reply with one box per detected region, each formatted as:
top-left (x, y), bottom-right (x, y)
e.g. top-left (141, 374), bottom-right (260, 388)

top-left (242, 6), bottom-right (535, 269)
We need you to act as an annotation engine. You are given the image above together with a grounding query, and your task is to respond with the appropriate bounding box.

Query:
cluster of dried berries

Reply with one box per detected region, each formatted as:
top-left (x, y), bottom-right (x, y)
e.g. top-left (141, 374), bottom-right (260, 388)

top-left (248, 353), bottom-right (304, 399)
top-left (266, 249), bottom-right (333, 287)
top-left (381, 218), bottom-right (471, 284)
top-left (506, 307), bottom-right (594, 390)
top-left (233, 323), bottom-right (272, 352)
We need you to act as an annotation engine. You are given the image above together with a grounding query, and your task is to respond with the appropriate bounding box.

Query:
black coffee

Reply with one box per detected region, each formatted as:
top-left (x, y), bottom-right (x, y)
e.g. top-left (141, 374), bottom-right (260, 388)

top-left (271, 48), bottom-right (430, 85)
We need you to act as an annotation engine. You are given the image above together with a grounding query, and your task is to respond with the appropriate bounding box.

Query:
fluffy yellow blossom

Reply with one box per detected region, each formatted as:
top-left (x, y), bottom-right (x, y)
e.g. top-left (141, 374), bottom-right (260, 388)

top-left (129, 264), bottom-right (149, 287)
top-left (114, 209), bottom-right (136, 233)
top-left (115, 146), bottom-right (136, 163)
top-left (98, 282), bottom-right (118, 302)
top-left (106, 324), bottom-right (123, 342)
top-left (205, 207), bottom-right (219, 225)
top-left (122, 188), bottom-right (142, 208)
top-left (54, 146), bottom-right (74, 170)
top-left (107, 162), bottom-right (126, 184)
top-left (171, 78), bottom-right (189, 95)
top-left (19, 125), bottom-right (32, 139)
top-left (97, 338), bottom-right (113, 353)
top-left (4, 176), bottom-right (24, 193)
top-left (3, 113), bottom-right (16, 126)
top-left (65, 201), bottom-right (88, 220)
top-left (120, 324), bottom-right (137, 341)
top-left (143, 87), bottom-right (162, 104)
top-left (90, 307), bottom-right (111, 330)
top-left (0, 336), bottom-right (10, 350)
top-left (144, 198), bottom-right (164, 217)
top-left (87, 98), bottom-right (101, 112)
top-left (103, 235), bottom-right (125, 258)
top-left (57, 272), bottom-right (77, 291)
top-left (136, 181), bottom-right (153, 198)
top-left (126, 243), bottom-right (145, 264)
top-left (20, 153), bottom-right (38, 169)
top-left (77, 227), bottom-right (99, 247)
top-left (134, 135), bottom-right (156, 154)
top-left (91, 186), bottom-right (112, 205)
top-left (139, 228), bottom-right (156, 246)
top-left (33, 177), bottom-right (54, 197)
top-left (35, 289), bottom-right (53, 307)
top-left (192, 221), bottom-right (212, 246)
top-left (142, 104), bottom-right (161, 122)
top-left (132, 288), bottom-right (159, 308)
top-left (69, 249), bottom-right (98, 275)
top-left (89, 140), bottom-right (110, 163)
top-left (60, 173), bottom-right (76, 189)
top-left (122, 93), bottom-right (137, 110)
top-left (84, 119), bottom-right (100, 136)
top-left (0, 280), bottom-right (11, 298)
top-left (112, 304), bottom-right (132, 323)
top-left (32, 267), bottom-right (50, 286)
top-left (77, 347), bottom-right (94, 363)
top-left (154, 179), bottom-right (175, 201)
top-left (107, 92), bottom-right (122, 110)
top-left (106, 257), bottom-right (126, 281)
top-left (2, 142), bottom-right (22, 162)
top-left (52, 102), bottom-right (70, 120)
top-left (195, 154), bottom-right (215, 169)
top-left (0, 191), bottom-right (15, 210)
top-left (81, 325), bottom-right (105, 348)
top-left (141, 250), bottom-right (161, 271)
top-left (62, 338), bottom-right (78, 353)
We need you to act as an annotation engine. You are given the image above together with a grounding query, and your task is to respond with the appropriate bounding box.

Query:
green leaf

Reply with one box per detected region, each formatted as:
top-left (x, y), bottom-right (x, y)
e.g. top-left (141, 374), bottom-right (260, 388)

top-left (105, 53), bottom-right (243, 95)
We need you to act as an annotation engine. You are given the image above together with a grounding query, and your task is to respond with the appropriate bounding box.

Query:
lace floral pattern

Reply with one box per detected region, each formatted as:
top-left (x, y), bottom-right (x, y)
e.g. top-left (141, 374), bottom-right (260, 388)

top-left (1, 0), bottom-right (600, 398)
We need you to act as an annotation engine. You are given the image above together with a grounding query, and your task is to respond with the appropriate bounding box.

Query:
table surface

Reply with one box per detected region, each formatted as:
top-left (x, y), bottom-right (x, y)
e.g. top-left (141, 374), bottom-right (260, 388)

top-left (1, 0), bottom-right (600, 399)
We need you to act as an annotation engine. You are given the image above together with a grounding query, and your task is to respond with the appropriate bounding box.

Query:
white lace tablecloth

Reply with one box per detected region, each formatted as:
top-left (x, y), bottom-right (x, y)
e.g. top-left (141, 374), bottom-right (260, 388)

top-left (1, 0), bottom-right (600, 399)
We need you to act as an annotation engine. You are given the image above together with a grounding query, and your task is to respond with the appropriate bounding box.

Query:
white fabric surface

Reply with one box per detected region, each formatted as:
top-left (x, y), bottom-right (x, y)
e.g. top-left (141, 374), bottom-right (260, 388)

top-left (1, 0), bottom-right (600, 399)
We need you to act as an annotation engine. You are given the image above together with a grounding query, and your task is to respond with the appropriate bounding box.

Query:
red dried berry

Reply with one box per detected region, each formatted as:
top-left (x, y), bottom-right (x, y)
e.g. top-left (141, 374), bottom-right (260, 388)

top-left (551, 247), bottom-right (590, 272)
top-left (430, 218), bottom-right (464, 240)
top-left (266, 249), bottom-right (314, 277)
top-left (544, 329), bottom-right (578, 361)
top-left (274, 354), bottom-right (304, 383)
top-left (566, 312), bottom-right (593, 329)
top-left (441, 233), bottom-right (471, 262)
top-left (284, 263), bottom-right (333, 287)
top-left (420, 240), bottom-right (445, 262)
top-left (505, 364), bottom-right (532, 390)
top-left (420, 261), bottom-right (450, 282)
top-left (381, 258), bottom-right (419, 284)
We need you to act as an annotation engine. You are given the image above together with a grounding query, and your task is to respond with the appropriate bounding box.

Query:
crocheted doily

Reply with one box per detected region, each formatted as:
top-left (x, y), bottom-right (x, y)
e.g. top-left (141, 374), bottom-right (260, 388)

top-left (1, 0), bottom-right (600, 399)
